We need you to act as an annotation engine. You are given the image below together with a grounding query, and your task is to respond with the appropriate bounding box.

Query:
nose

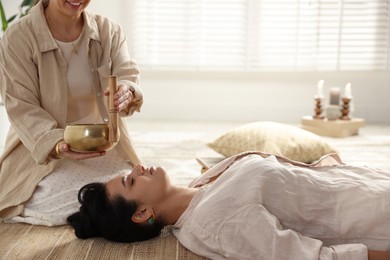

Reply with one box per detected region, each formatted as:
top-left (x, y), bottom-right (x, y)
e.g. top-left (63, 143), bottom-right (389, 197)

top-left (133, 164), bottom-right (146, 175)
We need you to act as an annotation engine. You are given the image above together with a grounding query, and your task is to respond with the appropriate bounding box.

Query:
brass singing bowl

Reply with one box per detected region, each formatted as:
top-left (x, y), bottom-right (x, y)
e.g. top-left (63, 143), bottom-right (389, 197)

top-left (64, 124), bottom-right (118, 152)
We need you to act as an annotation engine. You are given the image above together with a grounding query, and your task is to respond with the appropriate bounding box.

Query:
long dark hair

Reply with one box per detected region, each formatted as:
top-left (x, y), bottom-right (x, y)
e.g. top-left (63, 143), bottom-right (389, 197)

top-left (67, 182), bottom-right (164, 243)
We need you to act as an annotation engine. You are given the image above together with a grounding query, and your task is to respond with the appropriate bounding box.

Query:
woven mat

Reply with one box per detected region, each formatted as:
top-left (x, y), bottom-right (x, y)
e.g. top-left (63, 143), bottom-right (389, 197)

top-left (0, 224), bottom-right (206, 260)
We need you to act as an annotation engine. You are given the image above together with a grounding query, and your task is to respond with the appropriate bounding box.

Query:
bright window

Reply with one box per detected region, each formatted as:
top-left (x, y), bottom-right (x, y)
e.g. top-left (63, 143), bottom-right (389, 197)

top-left (126, 0), bottom-right (390, 71)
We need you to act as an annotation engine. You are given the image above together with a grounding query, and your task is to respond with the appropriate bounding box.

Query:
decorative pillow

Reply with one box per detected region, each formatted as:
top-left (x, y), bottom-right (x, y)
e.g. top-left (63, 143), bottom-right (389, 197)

top-left (208, 121), bottom-right (337, 163)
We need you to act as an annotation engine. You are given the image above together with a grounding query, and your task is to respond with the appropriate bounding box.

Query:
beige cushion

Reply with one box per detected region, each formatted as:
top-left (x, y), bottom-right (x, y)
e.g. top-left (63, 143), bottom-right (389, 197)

top-left (208, 121), bottom-right (337, 163)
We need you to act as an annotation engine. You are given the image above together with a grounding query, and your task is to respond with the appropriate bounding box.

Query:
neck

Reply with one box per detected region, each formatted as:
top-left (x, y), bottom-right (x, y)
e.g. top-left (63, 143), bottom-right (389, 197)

top-left (157, 186), bottom-right (198, 225)
top-left (44, 6), bottom-right (84, 42)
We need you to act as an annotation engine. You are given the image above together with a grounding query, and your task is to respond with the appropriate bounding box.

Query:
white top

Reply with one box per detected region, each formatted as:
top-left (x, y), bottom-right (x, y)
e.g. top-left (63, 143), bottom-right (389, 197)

top-left (55, 31), bottom-right (101, 124)
top-left (173, 152), bottom-right (390, 260)
top-left (9, 149), bottom-right (130, 226)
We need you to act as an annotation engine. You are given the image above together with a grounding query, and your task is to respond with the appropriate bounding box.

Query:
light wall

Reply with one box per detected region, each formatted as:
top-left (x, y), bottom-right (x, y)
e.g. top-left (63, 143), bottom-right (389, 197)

top-left (91, 1), bottom-right (390, 124)
top-left (2, 1), bottom-right (389, 124)
top-left (135, 71), bottom-right (389, 124)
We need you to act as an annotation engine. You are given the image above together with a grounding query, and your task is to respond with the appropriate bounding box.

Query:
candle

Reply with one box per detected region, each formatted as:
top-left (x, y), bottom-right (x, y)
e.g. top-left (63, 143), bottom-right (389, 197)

top-left (329, 87), bottom-right (340, 105)
top-left (344, 82), bottom-right (352, 98)
top-left (316, 80), bottom-right (324, 98)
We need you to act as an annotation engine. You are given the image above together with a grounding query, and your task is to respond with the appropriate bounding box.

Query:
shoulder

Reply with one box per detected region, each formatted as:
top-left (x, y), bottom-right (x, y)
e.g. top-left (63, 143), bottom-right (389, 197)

top-left (0, 16), bottom-right (37, 59)
top-left (1, 3), bottom-right (47, 55)
top-left (2, 15), bottom-right (34, 43)
top-left (84, 10), bottom-right (123, 37)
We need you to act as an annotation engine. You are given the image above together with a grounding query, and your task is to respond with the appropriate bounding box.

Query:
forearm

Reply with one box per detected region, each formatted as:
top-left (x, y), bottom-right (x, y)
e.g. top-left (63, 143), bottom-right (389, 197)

top-left (368, 250), bottom-right (390, 260)
top-left (112, 30), bottom-right (143, 116)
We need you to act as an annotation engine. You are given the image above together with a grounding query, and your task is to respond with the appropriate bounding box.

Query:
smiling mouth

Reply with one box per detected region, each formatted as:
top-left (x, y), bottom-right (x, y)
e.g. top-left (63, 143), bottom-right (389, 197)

top-left (66, 1), bottom-right (83, 7)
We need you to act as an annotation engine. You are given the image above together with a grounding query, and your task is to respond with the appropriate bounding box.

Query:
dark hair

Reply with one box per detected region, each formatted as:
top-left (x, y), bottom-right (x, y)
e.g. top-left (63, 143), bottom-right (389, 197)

top-left (67, 182), bottom-right (164, 243)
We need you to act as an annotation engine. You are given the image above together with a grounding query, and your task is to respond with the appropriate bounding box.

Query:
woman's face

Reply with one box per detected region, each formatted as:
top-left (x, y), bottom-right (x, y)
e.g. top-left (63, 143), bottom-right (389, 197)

top-left (106, 165), bottom-right (171, 206)
top-left (49, 0), bottom-right (92, 17)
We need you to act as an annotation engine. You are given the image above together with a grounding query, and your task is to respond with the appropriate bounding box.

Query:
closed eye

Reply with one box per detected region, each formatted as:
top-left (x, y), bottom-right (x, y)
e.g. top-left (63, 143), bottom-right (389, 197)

top-left (122, 175), bottom-right (126, 188)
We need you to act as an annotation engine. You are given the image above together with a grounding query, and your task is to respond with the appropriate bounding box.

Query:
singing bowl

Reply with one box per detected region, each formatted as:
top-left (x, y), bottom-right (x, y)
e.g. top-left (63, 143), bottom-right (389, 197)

top-left (64, 124), bottom-right (118, 152)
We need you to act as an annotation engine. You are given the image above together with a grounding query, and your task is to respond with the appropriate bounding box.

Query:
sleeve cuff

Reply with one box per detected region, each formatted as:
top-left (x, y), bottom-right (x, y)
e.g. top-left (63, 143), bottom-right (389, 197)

top-left (320, 243), bottom-right (368, 260)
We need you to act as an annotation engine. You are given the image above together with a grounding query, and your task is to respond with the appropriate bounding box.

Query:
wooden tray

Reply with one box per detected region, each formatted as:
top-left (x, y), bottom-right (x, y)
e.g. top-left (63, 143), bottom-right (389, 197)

top-left (301, 116), bottom-right (365, 138)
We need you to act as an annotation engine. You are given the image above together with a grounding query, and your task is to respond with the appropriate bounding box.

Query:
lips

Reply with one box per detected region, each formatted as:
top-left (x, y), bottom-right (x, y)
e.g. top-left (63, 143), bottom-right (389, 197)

top-left (66, 1), bottom-right (83, 7)
top-left (148, 166), bottom-right (155, 175)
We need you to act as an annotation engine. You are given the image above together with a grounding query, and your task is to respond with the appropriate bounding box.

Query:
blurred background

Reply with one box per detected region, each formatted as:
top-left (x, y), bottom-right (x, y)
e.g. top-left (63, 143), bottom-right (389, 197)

top-left (1, 0), bottom-right (390, 124)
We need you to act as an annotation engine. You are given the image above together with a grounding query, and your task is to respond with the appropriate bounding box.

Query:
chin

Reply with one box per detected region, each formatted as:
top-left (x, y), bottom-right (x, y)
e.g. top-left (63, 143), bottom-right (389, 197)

top-left (156, 166), bottom-right (171, 182)
top-left (155, 166), bottom-right (166, 175)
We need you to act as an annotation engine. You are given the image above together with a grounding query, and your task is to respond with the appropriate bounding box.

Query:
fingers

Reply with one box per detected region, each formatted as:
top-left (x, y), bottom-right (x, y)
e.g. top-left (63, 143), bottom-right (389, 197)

top-left (103, 87), bottom-right (110, 96)
top-left (73, 151), bottom-right (106, 160)
top-left (59, 142), bottom-right (69, 153)
top-left (114, 84), bottom-right (133, 111)
top-left (60, 141), bottom-right (106, 160)
top-left (113, 84), bottom-right (128, 100)
top-left (66, 150), bottom-right (106, 160)
top-left (102, 84), bottom-right (133, 111)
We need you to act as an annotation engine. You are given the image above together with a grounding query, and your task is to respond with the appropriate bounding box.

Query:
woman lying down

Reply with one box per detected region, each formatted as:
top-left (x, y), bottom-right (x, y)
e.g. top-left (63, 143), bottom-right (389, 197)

top-left (67, 152), bottom-right (390, 260)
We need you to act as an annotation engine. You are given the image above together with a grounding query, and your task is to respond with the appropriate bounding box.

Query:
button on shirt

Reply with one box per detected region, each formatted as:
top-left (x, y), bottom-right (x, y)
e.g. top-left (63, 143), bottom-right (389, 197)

top-left (173, 153), bottom-right (390, 260)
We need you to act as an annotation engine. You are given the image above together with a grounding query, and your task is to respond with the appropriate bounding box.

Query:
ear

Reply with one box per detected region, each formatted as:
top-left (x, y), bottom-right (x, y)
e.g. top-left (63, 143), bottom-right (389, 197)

top-left (131, 206), bottom-right (153, 223)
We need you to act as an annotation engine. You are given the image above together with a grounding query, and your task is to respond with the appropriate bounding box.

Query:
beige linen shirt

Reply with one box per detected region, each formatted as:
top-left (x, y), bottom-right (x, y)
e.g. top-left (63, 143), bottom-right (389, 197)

top-left (173, 152), bottom-right (390, 259)
top-left (0, 2), bottom-right (143, 219)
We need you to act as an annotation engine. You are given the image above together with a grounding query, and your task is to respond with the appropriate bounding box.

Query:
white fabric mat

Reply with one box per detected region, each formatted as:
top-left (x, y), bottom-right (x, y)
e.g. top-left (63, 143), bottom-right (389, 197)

top-left (129, 120), bottom-right (390, 186)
